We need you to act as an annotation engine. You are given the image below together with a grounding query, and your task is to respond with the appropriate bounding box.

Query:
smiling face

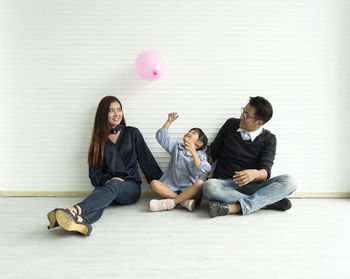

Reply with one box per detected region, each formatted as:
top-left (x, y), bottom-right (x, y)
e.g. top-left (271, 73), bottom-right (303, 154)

top-left (183, 129), bottom-right (203, 150)
top-left (108, 101), bottom-right (123, 128)
top-left (239, 103), bottom-right (263, 132)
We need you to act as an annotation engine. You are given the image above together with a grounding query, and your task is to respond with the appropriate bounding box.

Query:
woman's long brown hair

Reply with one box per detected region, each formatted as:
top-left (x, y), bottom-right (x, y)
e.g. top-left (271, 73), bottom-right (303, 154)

top-left (88, 96), bottom-right (126, 166)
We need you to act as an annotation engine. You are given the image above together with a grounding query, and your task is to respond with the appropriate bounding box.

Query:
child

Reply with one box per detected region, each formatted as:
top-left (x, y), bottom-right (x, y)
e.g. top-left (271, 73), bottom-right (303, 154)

top-left (149, 112), bottom-right (211, 212)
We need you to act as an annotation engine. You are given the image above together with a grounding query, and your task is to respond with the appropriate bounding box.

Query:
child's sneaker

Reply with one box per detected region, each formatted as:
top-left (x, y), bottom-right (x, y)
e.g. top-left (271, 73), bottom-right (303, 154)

top-left (180, 199), bottom-right (196, 212)
top-left (149, 199), bottom-right (175, 212)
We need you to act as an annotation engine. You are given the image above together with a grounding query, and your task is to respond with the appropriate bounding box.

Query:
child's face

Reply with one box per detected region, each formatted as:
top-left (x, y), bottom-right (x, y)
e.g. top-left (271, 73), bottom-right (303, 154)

top-left (183, 130), bottom-right (203, 150)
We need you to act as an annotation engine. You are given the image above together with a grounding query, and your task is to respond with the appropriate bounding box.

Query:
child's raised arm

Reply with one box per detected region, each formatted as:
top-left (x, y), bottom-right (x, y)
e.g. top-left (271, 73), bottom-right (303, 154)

top-left (156, 112), bottom-right (179, 155)
top-left (162, 112), bottom-right (179, 129)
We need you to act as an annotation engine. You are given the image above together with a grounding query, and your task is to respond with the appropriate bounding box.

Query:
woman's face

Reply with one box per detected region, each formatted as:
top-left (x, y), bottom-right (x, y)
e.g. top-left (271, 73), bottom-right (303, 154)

top-left (108, 101), bottom-right (123, 128)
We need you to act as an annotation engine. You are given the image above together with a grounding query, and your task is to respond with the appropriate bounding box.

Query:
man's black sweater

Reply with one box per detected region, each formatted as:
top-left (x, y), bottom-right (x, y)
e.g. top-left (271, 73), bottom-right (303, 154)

top-left (210, 118), bottom-right (276, 179)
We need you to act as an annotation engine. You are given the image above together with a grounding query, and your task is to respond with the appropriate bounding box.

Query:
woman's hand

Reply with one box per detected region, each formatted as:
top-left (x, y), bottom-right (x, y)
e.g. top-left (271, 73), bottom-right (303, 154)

top-left (167, 112), bottom-right (179, 122)
top-left (105, 177), bottom-right (124, 184)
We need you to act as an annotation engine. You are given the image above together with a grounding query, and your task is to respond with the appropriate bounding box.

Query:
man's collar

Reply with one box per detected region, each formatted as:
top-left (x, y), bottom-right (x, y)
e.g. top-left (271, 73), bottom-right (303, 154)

top-left (236, 126), bottom-right (263, 142)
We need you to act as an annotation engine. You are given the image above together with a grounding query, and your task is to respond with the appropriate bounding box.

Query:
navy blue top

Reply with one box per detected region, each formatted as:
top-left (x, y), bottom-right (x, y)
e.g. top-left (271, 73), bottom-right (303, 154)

top-left (89, 125), bottom-right (163, 187)
top-left (210, 118), bottom-right (276, 179)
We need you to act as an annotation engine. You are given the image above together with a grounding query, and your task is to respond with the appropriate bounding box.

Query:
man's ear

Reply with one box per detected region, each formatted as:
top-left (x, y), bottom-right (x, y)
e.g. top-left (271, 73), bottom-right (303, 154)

top-left (257, 119), bottom-right (264, 127)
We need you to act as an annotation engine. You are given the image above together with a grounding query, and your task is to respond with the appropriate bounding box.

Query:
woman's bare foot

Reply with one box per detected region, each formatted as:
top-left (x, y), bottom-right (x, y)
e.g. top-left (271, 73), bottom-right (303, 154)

top-left (67, 205), bottom-right (83, 222)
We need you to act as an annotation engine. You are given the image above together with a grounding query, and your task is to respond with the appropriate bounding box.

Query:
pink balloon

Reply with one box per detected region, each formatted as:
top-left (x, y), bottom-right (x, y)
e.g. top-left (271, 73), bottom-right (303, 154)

top-left (135, 50), bottom-right (165, 81)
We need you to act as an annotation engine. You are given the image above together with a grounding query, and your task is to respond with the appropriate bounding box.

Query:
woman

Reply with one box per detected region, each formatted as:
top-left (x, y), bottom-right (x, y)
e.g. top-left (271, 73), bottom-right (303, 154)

top-left (47, 96), bottom-right (163, 236)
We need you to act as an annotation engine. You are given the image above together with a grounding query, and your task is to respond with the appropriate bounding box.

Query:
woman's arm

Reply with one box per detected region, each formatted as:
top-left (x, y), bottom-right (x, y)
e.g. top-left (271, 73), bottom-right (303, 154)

top-left (135, 128), bottom-right (163, 183)
top-left (89, 164), bottom-right (113, 187)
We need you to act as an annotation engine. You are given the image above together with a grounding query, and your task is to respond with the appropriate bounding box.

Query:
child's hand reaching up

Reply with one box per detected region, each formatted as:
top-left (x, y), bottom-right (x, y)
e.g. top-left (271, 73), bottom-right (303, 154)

top-left (168, 112), bottom-right (179, 122)
top-left (162, 112), bottom-right (179, 129)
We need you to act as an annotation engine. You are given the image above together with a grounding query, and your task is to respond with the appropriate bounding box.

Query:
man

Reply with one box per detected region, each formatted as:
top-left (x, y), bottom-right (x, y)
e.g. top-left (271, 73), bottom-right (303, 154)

top-left (203, 96), bottom-right (297, 217)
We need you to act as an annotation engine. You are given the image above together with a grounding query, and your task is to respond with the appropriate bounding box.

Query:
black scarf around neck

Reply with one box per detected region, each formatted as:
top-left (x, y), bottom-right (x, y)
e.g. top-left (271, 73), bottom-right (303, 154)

top-left (110, 125), bottom-right (123, 134)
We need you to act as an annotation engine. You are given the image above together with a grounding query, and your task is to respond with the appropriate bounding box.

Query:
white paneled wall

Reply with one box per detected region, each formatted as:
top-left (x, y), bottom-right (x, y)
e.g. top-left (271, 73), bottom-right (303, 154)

top-left (0, 0), bottom-right (349, 193)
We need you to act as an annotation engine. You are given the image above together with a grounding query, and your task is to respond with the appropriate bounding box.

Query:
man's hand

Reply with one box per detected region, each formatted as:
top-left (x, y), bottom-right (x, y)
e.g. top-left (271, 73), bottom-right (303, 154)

top-left (105, 177), bottom-right (124, 184)
top-left (233, 170), bottom-right (258, 186)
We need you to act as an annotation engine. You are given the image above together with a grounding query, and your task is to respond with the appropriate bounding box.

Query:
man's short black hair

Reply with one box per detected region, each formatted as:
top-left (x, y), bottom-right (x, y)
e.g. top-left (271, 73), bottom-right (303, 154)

top-left (189, 128), bottom-right (208, 151)
top-left (249, 96), bottom-right (273, 124)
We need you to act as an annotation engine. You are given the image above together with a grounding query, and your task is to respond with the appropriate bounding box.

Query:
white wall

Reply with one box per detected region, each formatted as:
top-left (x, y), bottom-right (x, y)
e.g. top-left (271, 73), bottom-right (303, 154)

top-left (0, 0), bottom-right (349, 193)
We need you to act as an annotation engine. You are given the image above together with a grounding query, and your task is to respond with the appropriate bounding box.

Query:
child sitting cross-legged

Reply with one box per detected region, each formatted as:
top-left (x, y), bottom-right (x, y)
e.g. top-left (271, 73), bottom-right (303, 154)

top-left (149, 112), bottom-right (211, 212)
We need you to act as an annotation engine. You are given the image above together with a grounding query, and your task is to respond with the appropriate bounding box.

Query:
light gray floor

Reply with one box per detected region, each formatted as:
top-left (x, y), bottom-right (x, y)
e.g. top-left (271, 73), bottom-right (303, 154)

top-left (1, 197), bottom-right (350, 279)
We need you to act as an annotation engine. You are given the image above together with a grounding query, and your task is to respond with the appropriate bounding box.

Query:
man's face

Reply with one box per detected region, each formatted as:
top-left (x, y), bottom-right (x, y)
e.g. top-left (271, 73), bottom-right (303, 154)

top-left (239, 104), bottom-right (262, 132)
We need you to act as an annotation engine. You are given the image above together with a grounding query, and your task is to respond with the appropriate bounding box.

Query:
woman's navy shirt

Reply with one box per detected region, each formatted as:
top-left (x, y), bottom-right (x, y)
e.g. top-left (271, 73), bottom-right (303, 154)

top-left (89, 126), bottom-right (163, 187)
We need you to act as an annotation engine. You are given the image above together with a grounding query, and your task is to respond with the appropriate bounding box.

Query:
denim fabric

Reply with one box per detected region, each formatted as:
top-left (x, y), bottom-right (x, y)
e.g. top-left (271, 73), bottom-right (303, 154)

top-left (203, 174), bottom-right (297, 215)
top-left (77, 179), bottom-right (141, 224)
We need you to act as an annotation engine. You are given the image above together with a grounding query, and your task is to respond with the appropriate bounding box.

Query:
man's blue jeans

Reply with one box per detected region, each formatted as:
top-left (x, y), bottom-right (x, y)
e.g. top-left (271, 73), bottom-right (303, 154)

top-left (203, 174), bottom-right (297, 215)
top-left (77, 179), bottom-right (141, 224)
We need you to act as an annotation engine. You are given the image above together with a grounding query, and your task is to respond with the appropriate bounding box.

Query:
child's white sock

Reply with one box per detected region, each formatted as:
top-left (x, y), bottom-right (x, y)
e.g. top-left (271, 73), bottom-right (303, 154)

top-left (170, 199), bottom-right (176, 207)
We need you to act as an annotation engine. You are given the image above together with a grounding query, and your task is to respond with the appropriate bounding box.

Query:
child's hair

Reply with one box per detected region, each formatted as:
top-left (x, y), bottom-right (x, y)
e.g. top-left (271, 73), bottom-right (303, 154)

top-left (189, 128), bottom-right (208, 151)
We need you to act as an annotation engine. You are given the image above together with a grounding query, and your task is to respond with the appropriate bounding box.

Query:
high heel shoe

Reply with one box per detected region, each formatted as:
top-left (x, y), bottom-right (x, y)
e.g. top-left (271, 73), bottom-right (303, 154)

top-left (55, 208), bottom-right (92, 236)
top-left (47, 209), bottom-right (59, 229)
top-left (47, 205), bottom-right (81, 230)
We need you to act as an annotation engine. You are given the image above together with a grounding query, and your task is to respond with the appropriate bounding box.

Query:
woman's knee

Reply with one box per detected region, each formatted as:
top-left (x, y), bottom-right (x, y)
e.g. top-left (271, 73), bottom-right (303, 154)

top-left (116, 195), bottom-right (140, 205)
top-left (115, 188), bottom-right (141, 205)
top-left (105, 179), bottom-right (124, 195)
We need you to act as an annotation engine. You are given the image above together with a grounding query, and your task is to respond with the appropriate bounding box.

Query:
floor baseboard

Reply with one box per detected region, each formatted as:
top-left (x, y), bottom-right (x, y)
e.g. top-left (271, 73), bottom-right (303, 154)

top-left (0, 191), bottom-right (350, 198)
